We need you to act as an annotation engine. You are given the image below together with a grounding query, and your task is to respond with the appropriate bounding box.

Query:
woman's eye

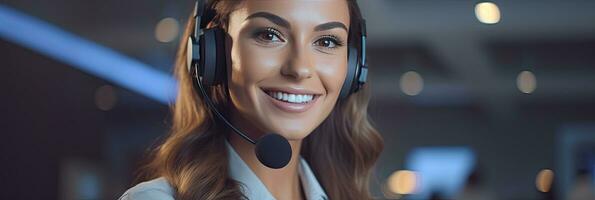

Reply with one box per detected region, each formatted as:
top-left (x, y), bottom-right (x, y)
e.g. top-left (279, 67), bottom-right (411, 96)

top-left (254, 28), bottom-right (284, 43)
top-left (314, 36), bottom-right (343, 49)
top-left (316, 39), bottom-right (336, 48)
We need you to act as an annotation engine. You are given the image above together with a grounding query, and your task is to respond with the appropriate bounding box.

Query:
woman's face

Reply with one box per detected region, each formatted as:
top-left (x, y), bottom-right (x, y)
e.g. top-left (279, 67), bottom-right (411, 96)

top-left (225, 0), bottom-right (350, 140)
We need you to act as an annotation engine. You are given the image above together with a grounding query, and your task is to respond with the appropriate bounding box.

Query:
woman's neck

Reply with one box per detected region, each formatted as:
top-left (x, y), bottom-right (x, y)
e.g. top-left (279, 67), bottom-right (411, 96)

top-left (228, 132), bottom-right (304, 200)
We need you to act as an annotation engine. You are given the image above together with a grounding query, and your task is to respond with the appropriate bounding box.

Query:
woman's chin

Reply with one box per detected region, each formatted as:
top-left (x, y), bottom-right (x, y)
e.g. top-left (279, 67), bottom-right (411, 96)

top-left (271, 127), bottom-right (314, 141)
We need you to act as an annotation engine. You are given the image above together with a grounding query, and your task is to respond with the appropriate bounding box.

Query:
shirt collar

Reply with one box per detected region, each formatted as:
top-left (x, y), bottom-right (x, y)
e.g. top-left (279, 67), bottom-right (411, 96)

top-left (226, 141), bottom-right (328, 200)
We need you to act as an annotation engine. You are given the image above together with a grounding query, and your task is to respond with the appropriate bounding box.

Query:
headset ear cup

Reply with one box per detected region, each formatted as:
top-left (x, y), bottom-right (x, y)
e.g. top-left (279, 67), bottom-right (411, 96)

top-left (213, 28), bottom-right (227, 85)
top-left (201, 27), bottom-right (227, 86)
top-left (201, 29), bottom-right (215, 86)
top-left (339, 46), bottom-right (359, 99)
top-left (187, 36), bottom-right (199, 75)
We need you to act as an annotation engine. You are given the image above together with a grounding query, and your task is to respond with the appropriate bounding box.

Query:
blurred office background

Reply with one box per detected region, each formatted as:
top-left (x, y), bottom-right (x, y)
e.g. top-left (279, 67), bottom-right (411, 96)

top-left (1, 0), bottom-right (594, 199)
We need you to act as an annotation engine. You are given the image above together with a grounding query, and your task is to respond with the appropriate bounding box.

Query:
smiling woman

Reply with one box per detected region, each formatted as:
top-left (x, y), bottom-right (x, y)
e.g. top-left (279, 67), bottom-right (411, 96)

top-left (119, 0), bottom-right (383, 200)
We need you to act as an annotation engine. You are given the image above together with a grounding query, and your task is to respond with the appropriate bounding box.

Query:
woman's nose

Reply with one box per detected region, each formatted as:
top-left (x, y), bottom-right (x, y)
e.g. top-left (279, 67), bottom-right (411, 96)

top-left (280, 47), bottom-right (313, 81)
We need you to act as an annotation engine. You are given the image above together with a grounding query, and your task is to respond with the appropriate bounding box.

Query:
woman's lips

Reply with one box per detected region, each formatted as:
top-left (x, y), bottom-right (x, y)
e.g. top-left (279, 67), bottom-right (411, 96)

top-left (261, 88), bottom-right (320, 113)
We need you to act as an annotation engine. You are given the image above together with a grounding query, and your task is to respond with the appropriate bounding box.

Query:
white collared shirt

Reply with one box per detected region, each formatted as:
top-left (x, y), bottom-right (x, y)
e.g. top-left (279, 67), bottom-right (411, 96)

top-left (119, 141), bottom-right (328, 200)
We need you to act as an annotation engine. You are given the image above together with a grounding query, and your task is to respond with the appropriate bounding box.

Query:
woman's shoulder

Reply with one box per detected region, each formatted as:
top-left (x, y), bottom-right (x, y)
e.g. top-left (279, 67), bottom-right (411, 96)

top-left (118, 177), bottom-right (174, 200)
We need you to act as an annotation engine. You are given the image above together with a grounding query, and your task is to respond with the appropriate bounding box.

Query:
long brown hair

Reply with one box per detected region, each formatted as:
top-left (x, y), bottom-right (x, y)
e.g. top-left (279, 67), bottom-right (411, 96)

top-left (136, 0), bottom-right (383, 199)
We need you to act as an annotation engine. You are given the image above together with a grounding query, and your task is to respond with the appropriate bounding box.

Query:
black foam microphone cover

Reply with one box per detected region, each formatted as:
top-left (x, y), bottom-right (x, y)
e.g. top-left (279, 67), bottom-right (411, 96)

top-left (255, 134), bottom-right (292, 169)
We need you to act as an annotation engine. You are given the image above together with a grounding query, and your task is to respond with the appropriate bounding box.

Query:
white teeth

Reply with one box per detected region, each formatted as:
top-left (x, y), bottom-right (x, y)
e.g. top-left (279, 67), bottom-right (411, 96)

top-left (305, 95), bottom-right (312, 101)
top-left (267, 91), bottom-right (315, 103)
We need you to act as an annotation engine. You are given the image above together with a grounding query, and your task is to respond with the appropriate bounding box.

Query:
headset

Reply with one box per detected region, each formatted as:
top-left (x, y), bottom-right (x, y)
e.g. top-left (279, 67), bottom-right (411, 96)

top-left (186, 0), bottom-right (368, 169)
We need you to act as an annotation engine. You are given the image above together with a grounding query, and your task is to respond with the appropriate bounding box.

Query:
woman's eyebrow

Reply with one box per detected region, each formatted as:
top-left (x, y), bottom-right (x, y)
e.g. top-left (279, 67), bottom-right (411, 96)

top-left (244, 12), bottom-right (347, 33)
top-left (244, 12), bottom-right (291, 29)
top-left (314, 22), bottom-right (348, 32)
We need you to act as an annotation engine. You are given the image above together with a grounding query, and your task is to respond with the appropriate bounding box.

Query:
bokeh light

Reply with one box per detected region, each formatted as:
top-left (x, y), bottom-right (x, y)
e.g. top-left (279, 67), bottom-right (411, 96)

top-left (387, 170), bottom-right (419, 195)
top-left (155, 17), bottom-right (179, 43)
top-left (95, 85), bottom-right (117, 111)
top-left (517, 70), bottom-right (537, 94)
top-left (400, 71), bottom-right (424, 96)
top-left (536, 169), bottom-right (554, 193)
top-left (475, 2), bottom-right (501, 24)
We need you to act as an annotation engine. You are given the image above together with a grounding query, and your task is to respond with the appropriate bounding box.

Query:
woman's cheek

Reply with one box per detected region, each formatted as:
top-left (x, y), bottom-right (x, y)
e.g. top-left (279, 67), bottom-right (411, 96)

top-left (238, 43), bottom-right (284, 83)
top-left (228, 40), bottom-right (256, 113)
top-left (317, 57), bottom-right (348, 98)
